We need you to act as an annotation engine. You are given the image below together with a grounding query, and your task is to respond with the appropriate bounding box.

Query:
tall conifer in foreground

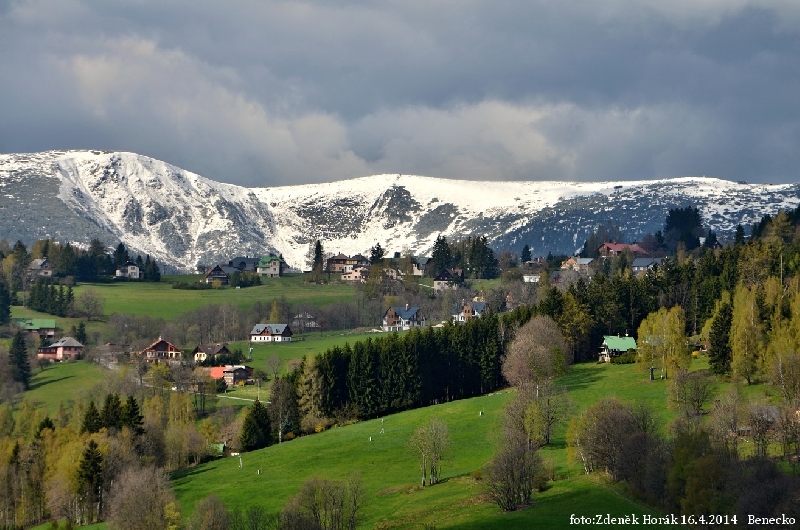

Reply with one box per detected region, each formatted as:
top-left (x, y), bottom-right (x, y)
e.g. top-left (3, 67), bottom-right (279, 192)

top-left (9, 330), bottom-right (30, 390)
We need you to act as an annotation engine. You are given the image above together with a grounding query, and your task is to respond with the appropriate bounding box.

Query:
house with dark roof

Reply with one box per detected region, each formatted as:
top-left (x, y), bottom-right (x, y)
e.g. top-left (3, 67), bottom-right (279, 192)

top-left (27, 258), bottom-right (53, 281)
top-left (597, 242), bottom-right (648, 258)
top-left (257, 254), bottom-right (286, 277)
top-left (37, 337), bottom-right (84, 361)
top-left (228, 256), bottom-right (260, 272)
top-left (382, 304), bottom-right (425, 331)
top-left (599, 335), bottom-right (637, 362)
top-left (115, 262), bottom-right (141, 280)
top-left (452, 301), bottom-right (487, 322)
top-left (140, 337), bottom-right (183, 363)
top-left (250, 324), bottom-right (293, 342)
top-left (205, 264), bottom-right (238, 284)
top-left (191, 343), bottom-right (232, 363)
top-left (631, 257), bottom-right (664, 276)
top-left (433, 268), bottom-right (464, 293)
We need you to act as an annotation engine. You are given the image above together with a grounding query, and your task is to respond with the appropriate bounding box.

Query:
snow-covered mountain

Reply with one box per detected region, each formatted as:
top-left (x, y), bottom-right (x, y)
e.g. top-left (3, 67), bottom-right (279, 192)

top-left (1, 150), bottom-right (799, 272)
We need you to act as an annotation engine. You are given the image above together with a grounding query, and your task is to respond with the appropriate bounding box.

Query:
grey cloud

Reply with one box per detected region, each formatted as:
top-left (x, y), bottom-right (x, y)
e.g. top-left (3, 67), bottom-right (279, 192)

top-left (1, 0), bottom-right (800, 185)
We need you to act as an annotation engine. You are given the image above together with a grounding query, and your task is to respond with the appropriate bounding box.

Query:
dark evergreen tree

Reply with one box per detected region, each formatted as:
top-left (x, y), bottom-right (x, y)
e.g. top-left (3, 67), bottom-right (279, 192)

top-left (121, 395), bottom-right (144, 435)
top-left (101, 394), bottom-right (123, 430)
top-left (734, 224), bottom-right (746, 246)
top-left (708, 301), bottom-right (733, 375)
top-left (55, 242), bottom-right (76, 277)
top-left (428, 235), bottom-right (452, 276)
top-left (135, 254), bottom-right (144, 271)
top-left (0, 281), bottom-right (10, 325)
top-left (9, 330), bottom-right (30, 390)
top-left (113, 242), bottom-right (129, 266)
top-left (521, 244), bottom-right (532, 263)
top-left (77, 440), bottom-right (104, 523)
top-left (76, 322), bottom-right (88, 345)
top-left (664, 206), bottom-right (704, 251)
top-left (240, 400), bottom-right (271, 451)
top-left (35, 417), bottom-right (55, 438)
top-left (313, 240), bottom-right (324, 272)
top-left (369, 243), bottom-right (385, 265)
top-left (81, 400), bottom-right (102, 434)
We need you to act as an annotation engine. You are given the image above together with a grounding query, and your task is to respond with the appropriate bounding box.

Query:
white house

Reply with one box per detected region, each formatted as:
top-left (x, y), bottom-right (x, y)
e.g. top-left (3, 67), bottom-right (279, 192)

top-left (249, 324), bottom-right (293, 342)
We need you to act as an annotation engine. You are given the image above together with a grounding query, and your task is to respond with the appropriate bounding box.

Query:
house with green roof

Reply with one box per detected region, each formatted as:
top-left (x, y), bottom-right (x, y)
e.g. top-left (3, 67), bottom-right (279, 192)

top-left (13, 318), bottom-right (57, 340)
top-left (256, 254), bottom-right (286, 278)
top-left (599, 334), bottom-right (637, 362)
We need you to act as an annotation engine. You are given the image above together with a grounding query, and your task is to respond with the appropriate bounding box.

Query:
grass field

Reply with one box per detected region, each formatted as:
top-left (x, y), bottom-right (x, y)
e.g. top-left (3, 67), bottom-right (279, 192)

top-left (173, 388), bottom-right (678, 529)
top-left (68, 274), bottom-right (356, 321)
top-left (26, 361), bottom-right (106, 414)
top-left (170, 359), bottom-right (725, 529)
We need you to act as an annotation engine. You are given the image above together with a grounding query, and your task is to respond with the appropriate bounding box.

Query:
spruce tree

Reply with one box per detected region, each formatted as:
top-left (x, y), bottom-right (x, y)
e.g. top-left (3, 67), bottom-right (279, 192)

top-left (76, 322), bottom-right (87, 345)
top-left (240, 399), bottom-right (271, 451)
top-left (313, 240), bottom-right (324, 272)
top-left (101, 394), bottom-right (123, 430)
top-left (521, 244), bottom-right (532, 263)
top-left (9, 330), bottom-right (30, 390)
top-left (77, 440), bottom-right (104, 523)
top-left (81, 400), bottom-right (102, 434)
top-left (0, 281), bottom-right (10, 325)
top-left (708, 301), bottom-right (733, 375)
top-left (121, 395), bottom-right (144, 435)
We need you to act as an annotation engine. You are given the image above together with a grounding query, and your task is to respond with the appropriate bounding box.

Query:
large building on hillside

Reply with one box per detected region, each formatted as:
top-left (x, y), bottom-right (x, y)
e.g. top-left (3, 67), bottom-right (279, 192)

top-left (250, 324), bottom-right (293, 342)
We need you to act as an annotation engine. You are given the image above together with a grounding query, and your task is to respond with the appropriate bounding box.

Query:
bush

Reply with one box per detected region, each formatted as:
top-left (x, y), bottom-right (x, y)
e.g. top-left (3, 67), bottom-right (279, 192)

top-left (611, 349), bottom-right (637, 364)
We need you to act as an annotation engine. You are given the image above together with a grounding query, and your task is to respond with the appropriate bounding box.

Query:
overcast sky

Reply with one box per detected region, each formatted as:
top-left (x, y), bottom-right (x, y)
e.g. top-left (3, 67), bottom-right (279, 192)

top-left (2, 1), bottom-right (800, 187)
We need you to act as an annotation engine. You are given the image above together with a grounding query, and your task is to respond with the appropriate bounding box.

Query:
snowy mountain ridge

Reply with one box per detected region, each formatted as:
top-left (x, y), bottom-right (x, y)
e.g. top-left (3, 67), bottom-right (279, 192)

top-left (1, 150), bottom-right (798, 272)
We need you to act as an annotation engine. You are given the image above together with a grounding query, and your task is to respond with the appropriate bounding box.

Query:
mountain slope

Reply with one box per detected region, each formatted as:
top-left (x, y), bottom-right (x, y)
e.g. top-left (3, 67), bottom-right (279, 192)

top-left (1, 150), bottom-right (798, 271)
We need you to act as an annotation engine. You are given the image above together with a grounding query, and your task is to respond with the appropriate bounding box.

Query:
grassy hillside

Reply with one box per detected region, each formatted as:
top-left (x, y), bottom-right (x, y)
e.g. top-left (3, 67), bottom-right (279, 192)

top-left (26, 361), bottom-right (106, 414)
top-left (68, 274), bottom-right (356, 320)
top-left (171, 361), bottom-right (703, 529)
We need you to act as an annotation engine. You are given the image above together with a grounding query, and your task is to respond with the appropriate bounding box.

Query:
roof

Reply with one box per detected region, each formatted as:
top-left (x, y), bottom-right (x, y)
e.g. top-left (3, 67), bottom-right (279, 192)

top-left (206, 264), bottom-right (238, 276)
top-left (632, 257), bottom-right (663, 268)
top-left (598, 242), bottom-right (647, 254)
top-left (141, 338), bottom-right (181, 353)
top-left (453, 301), bottom-right (487, 313)
top-left (576, 258), bottom-right (594, 265)
top-left (258, 254), bottom-right (285, 266)
top-left (330, 253), bottom-right (348, 260)
top-left (193, 343), bottom-right (230, 356)
top-left (250, 323), bottom-right (291, 335)
top-left (209, 367), bottom-right (225, 379)
top-left (351, 254), bottom-right (369, 262)
top-left (229, 257), bottom-right (259, 269)
top-left (434, 268), bottom-right (463, 282)
top-left (48, 337), bottom-right (84, 348)
top-left (27, 258), bottom-right (49, 270)
top-left (14, 318), bottom-right (57, 330)
top-left (388, 306), bottom-right (422, 320)
top-left (603, 335), bottom-right (637, 351)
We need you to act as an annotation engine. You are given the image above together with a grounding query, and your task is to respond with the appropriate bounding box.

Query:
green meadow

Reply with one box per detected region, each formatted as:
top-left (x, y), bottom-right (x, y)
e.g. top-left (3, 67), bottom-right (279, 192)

top-left (169, 360), bottom-right (728, 529)
top-left (26, 361), bottom-right (106, 414)
top-left (69, 274), bottom-right (356, 321)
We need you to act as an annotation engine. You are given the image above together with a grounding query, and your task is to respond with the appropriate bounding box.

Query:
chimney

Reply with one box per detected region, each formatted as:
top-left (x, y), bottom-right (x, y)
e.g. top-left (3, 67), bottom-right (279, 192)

top-left (406, 303), bottom-right (409, 311)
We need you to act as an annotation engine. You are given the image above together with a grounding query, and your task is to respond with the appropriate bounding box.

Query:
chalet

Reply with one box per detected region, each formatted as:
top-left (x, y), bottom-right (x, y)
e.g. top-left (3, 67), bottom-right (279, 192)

top-left (382, 304), bottom-right (425, 332)
top-left (37, 337), bottom-right (84, 361)
top-left (599, 335), bottom-right (637, 363)
top-left (523, 274), bottom-right (540, 283)
top-left (140, 337), bottom-right (183, 363)
top-left (228, 256), bottom-right (260, 272)
top-left (250, 324), bottom-right (293, 342)
top-left (208, 365), bottom-right (253, 387)
top-left (192, 343), bottom-right (232, 363)
top-left (205, 264), bottom-right (238, 284)
top-left (115, 262), bottom-right (141, 280)
top-left (13, 318), bottom-right (56, 339)
top-left (631, 257), bottom-right (664, 276)
top-left (341, 265), bottom-right (370, 283)
top-left (257, 254), bottom-right (286, 277)
top-left (382, 267), bottom-right (403, 281)
top-left (561, 257), bottom-right (594, 273)
top-left (26, 258), bottom-right (53, 281)
top-left (433, 268), bottom-right (464, 292)
top-left (350, 254), bottom-right (371, 268)
top-left (411, 257), bottom-right (429, 276)
top-left (326, 253), bottom-right (350, 273)
top-left (597, 242), bottom-right (648, 259)
top-left (452, 301), bottom-right (487, 322)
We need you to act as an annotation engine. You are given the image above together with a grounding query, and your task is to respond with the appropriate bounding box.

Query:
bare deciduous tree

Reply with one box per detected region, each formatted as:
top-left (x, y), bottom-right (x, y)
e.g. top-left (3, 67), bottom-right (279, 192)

top-left (523, 380), bottom-right (576, 446)
top-left (75, 289), bottom-right (105, 321)
top-left (408, 417), bottom-right (450, 487)
top-left (484, 427), bottom-right (542, 511)
top-left (266, 354), bottom-right (282, 381)
top-left (671, 369), bottom-right (717, 417)
top-left (107, 466), bottom-right (181, 530)
top-left (189, 493), bottom-right (230, 530)
top-left (501, 316), bottom-right (569, 386)
top-left (280, 473), bottom-right (364, 530)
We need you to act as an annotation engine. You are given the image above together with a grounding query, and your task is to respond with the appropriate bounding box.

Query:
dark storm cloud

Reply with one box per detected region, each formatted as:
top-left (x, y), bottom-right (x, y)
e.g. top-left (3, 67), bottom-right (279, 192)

top-left (1, 0), bottom-right (799, 185)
